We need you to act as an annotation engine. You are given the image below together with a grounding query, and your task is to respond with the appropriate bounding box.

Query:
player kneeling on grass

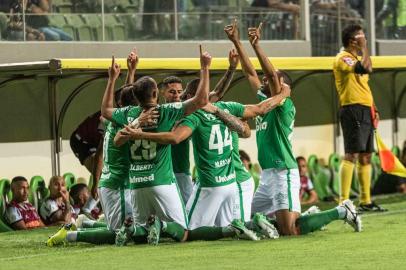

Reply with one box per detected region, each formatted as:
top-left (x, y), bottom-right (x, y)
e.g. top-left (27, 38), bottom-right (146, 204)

top-left (224, 19), bottom-right (362, 235)
top-left (5, 176), bottom-right (45, 230)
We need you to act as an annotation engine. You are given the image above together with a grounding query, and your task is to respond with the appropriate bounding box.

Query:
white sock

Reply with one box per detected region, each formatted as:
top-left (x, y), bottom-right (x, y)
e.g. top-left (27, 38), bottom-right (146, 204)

top-left (336, 206), bottom-right (347, 219)
top-left (66, 231), bottom-right (78, 242)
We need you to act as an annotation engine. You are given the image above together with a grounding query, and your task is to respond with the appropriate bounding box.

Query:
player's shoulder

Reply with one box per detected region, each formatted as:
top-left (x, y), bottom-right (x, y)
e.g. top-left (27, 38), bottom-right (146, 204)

top-left (334, 50), bottom-right (356, 66)
top-left (159, 102), bottom-right (183, 111)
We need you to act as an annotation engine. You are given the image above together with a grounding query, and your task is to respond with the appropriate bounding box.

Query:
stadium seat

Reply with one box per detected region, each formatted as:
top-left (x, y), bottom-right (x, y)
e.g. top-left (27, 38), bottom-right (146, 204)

top-left (63, 172), bottom-right (76, 190)
top-left (391, 146), bottom-right (400, 158)
top-left (307, 155), bottom-right (334, 201)
top-left (47, 14), bottom-right (77, 40)
top-left (0, 12), bottom-right (8, 40)
top-left (81, 14), bottom-right (103, 41)
top-left (104, 14), bottom-right (126, 41)
top-left (88, 175), bottom-right (93, 190)
top-left (0, 179), bottom-right (13, 232)
top-left (29, 176), bottom-right (49, 212)
top-left (51, 0), bottom-right (73, 13)
top-left (115, 0), bottom-right (139, 13)
top-left (328, 153), bottom-right (341, 196)
top-left (65, 14), bottom-right (93, 41)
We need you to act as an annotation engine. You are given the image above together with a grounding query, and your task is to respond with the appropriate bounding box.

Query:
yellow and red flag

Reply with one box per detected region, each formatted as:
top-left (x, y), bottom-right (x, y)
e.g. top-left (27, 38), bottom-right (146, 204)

top-left (375, 131), bottom-right (406, 178)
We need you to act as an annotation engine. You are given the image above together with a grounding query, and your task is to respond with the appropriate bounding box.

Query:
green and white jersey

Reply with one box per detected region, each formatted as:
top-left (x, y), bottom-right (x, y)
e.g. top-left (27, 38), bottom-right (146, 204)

top-left (98, 119), bottom-right (130, 190)
top-left (180, 101), bottom-right (245, 187)
top-left (172, 138), bottom-right (191, 175)
top-left (232, 132), bottom-right (252, 183)
top-left (256, 90), bottom-right (297, 170)
top-left (112, 103), bottom-right (185, 189)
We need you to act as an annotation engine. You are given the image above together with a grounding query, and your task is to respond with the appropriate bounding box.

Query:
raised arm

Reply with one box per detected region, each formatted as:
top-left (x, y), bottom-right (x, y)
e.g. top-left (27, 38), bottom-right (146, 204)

top-left (353, 33), bottom-right (372, 73)
top-left (101, 56), bottom-right (121, 121)
top-left (202, 103), bottom-right (251, 138)
top-left (126, 47), bottom-right (139, 84)
top-left (209, 48), bottom-right (239, 102)
top-left (248, 24), bottom-right (280, 96)
top-left (243, 78), bottom-right (291, 119)
top-left (183, 45), bottom-right (211, 115)
top-left (224, 19), bottom-right (261, 93)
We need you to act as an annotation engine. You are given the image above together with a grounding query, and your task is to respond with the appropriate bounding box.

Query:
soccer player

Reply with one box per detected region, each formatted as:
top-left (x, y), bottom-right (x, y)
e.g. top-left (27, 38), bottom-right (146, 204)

top-left (47, 49), bottom-right (154, 246)
top-left (333, 24), bottom-right (386, 212)
top-left (5, 176), bottom-right (44, 230)
top-left (161, 49), bottom-right (240, 204)
top-left (224, 19), bottom-right (362, 235)
top-left (108, 46), bottom-right (213, 245)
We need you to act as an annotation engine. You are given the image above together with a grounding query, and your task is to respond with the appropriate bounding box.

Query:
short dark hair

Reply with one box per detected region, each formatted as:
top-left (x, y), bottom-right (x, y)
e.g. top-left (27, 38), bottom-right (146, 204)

top-left (342, 24), bottom-right (363, 48)
top-left (69, 183), bottom-right (88, 205)
top-left (277, 70), bottom-right (292, 86)
top-left (130, 76), bottom-right (157, 106)
top-left (239, 150), bottom-right (251, 162)
top-left (11, 176), bottom-right (28, 187)
top-left (181, 78), bottom-right (200, 100)
top-left (162, 76), bottom-right (182, 90)
top-left (296, 156), bottom-right (306, 163)
top-left (120, 85), bottom-right (138, 107)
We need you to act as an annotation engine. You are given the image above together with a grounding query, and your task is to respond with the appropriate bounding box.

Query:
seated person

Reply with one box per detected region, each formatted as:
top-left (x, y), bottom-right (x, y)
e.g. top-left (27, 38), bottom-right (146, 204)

top-left (372, 172), bottom-right (406, 195)
top-left (70, 183), bottom-right (101, 220)
top-left (5, 176), bottom-right (45, 230)
top-left (40, 176), bottom-right (74, 226)
top-left (296, 156), bottom-right (318, 205)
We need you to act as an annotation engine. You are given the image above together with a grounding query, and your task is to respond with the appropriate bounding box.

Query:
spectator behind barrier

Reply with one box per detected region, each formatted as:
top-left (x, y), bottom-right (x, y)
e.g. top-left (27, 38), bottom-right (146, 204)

top-left (26, 0), bottom-right (73, 41)
top-left (5, 176), bottom-right (44, 230)
top-left (40, 176), bottom-right (75, 226)
top-left (296, 156), bottom-right (319, 205)
top-left (70, 183), bottom-right (101, 220)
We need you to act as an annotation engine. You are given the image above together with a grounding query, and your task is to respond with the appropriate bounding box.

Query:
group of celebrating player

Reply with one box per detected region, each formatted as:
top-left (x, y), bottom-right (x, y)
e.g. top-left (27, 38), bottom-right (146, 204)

top-left (47, 19), bottom-right (362, 247)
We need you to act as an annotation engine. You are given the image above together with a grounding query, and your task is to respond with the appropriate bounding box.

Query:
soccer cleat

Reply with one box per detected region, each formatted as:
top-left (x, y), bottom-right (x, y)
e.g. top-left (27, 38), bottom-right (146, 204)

top-left (147, 215), bottom-right (161, 246)
top-left (115, 218), bottom-right (134, 247)
top-left (358, 201), bottom-right (388, 212)
top-left (252, 213), bottom-right (279, 239)
top-left (231, 219), bottom-right (260, 241)
top-left (341, 200), bottom-right (362, 232)
top-left (46, 224), bottom-right (71, 247)
top-left (301, 205), bottom-right (321, 216)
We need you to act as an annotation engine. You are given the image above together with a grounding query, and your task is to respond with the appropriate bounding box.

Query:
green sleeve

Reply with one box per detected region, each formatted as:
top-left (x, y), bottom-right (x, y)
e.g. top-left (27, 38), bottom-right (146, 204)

top-left (111, 107), bottom-right (129, 126)
top-left (220, 101), bottom-right (245, 118)
top-left (257, 88), bottom-right (267, 101)
top-left (276, 98), bottom-right (294, 114)
top-left (179, 113), bottom-right (200, 132)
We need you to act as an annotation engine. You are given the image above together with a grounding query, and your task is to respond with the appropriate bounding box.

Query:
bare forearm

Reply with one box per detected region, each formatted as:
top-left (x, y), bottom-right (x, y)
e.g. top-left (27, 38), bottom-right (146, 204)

top-left (252, 43), bottom-right (280, 93)
top-left (258, 94), bottom-right (286, 114)
top-left (101, 79), bottom-right (116, 120)
top-left (233, 40), bottom-right (258, 79)
top-left (185, 68), bottom-right (209, 115)
top-left (361, 47), bottom-right (372, 73)
top-left (126, 70), bottom-right (136, 84)
top-left (210, 67), bottom-right (236, 102)
top-left (213, 108), bottom-right (247, 137)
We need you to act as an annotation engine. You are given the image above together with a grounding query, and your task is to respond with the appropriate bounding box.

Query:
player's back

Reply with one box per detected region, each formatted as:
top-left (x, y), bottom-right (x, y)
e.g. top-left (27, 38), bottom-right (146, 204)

top-left (181, 102), bottom-right (244, 187)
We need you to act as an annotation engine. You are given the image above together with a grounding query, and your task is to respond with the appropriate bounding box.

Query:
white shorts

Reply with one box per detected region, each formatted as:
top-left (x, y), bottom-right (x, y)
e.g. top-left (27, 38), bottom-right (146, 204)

top-left (235, 178), bottom-right (255, 222)
top-left (131, 183), bottom-right (188, 229)
top-left (175, 173), bottom-right (193, 204)
top-left (251, 168), bottom-right (301, 215)
top-left (186, 182), bottom-right (237, 230)
top-left (98, 187), bottom-right (132, 231)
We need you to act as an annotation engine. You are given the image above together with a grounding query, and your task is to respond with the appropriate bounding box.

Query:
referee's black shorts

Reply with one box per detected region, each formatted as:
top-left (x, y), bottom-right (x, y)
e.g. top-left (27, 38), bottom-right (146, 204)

top-left (339, 104), bottom-right (374, 154)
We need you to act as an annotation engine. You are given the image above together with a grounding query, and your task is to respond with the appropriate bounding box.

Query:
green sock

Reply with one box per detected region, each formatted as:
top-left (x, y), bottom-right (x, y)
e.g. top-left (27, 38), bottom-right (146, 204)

top-left (76, 228), bottom-right (116, 244)
top-left (161, 222), bottom-right (185, 242)
top-left (82, 221), bottom-right (108, 229)
top-left (188, 226), bottom-right (236, 241)
top-left (132, 225), bottom-right (148, 244)
top-left (297, 209), bottom-right (339, 235)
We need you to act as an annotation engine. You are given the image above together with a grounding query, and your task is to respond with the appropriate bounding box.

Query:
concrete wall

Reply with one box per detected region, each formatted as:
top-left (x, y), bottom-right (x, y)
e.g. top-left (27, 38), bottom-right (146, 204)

top-left (376, 40), bottom-right (406, 56)
top-left (0, 41), bottom-right (311, 63)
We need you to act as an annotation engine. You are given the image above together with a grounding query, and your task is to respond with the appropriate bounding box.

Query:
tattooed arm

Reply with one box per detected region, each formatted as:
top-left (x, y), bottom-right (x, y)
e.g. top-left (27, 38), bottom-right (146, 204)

top-left (202, 103), bottom-right (251, 138)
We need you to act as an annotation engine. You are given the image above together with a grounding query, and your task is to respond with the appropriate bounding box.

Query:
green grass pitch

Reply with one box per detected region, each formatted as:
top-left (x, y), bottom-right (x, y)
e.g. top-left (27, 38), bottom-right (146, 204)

top-left (1, 195), bottom-right (406, 270)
